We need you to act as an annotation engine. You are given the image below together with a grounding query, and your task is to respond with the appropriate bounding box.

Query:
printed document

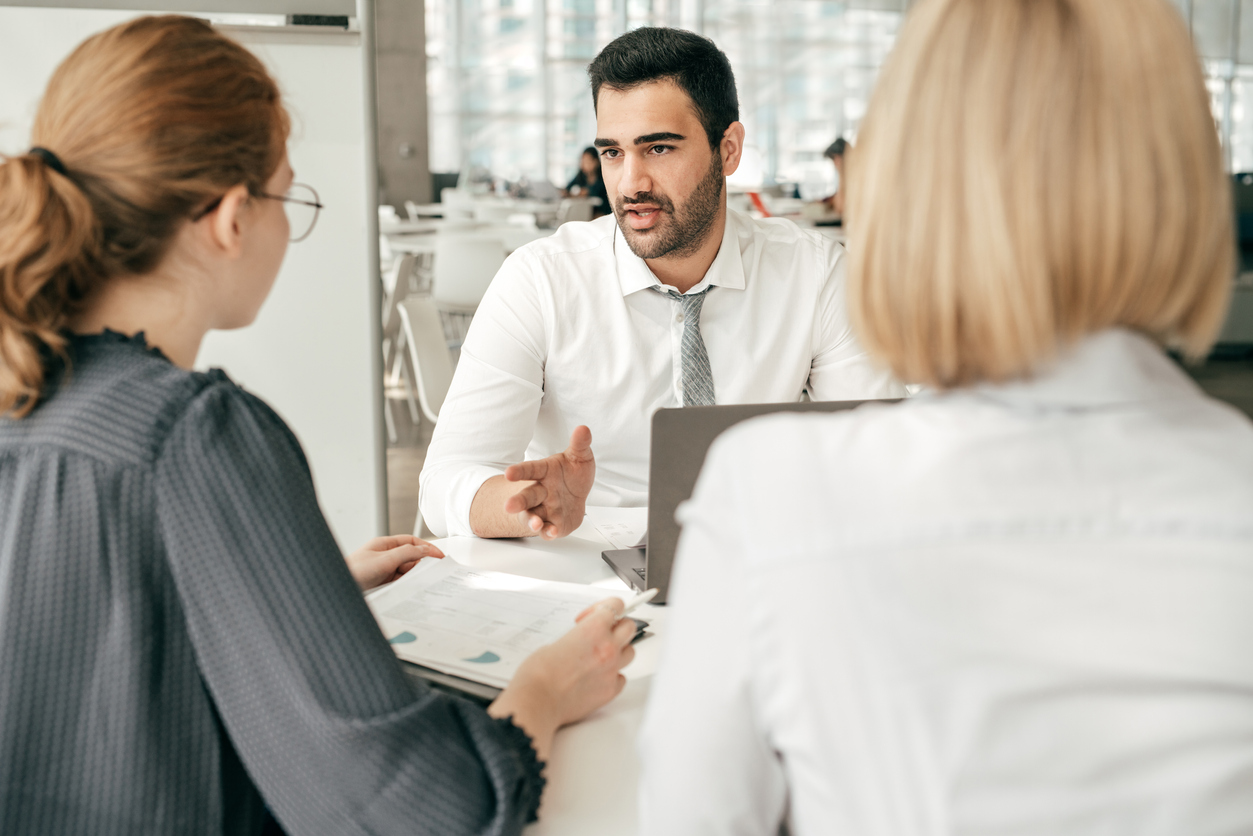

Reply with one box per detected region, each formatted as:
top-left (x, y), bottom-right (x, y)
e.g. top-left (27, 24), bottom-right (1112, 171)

top-left (369, 557), bottom-right (629, 688)
top-left (585, 505), bottom-right (648, 550)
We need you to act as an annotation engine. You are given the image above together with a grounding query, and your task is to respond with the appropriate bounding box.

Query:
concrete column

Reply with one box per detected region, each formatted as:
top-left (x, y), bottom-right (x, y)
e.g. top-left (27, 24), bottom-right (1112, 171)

top-left (375, 0), bottom-right (431, 205)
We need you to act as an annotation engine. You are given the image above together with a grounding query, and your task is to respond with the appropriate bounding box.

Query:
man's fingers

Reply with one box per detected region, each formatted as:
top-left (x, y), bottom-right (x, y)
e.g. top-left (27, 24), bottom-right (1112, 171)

top-left (566, 425), bottom-right (593, 460)
top-left (505, 459), bottom-right (549, 483)
top-left (503, 482), bottom-right (548, 514)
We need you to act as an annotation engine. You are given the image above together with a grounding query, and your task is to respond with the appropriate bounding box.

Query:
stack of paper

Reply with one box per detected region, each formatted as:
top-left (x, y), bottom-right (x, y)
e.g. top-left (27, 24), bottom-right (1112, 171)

top-left (368, 557), bottom-right (629, 689)
top-left (585, 505), bottom-right (648, 550)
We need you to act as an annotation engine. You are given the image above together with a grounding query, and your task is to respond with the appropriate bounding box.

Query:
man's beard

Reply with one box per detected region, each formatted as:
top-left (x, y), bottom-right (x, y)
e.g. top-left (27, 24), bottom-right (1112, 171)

top-left (614, 151), bottom-right (725, 261)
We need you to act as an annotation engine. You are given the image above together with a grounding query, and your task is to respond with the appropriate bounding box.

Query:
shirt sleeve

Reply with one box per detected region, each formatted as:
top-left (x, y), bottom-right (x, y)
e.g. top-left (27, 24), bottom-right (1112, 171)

top-left (807, 243), bottom-right (907, 401)
top-left (419, 251), bottom-right (549, 537)
top-left (637, 429), bottom-right (788, 835)
top-left (155, 380), bottom-right (544, 836)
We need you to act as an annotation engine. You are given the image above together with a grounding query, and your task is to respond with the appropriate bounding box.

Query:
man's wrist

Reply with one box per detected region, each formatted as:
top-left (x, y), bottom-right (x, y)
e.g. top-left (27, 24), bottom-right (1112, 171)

top-left (468, 475), bottom-right (536, 539)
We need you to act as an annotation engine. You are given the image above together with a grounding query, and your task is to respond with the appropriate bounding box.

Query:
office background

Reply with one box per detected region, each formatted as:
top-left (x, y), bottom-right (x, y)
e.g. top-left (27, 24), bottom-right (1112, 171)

top-left (410, 0), bottom-right (1253, 197)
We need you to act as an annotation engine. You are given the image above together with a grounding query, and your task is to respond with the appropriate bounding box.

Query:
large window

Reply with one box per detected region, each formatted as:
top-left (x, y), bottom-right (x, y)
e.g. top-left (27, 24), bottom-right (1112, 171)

top-left (427, 0), bottom-right (1253, 191)
top-left (1182, 0), bottom-right (1253, 172)
top-left (426, 0), bottom-right (910, 191)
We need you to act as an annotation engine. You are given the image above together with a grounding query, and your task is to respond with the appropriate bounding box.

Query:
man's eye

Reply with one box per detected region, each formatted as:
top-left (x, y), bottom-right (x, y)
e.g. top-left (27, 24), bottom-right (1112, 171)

top-left (649, 145), bottom-right (673, 154)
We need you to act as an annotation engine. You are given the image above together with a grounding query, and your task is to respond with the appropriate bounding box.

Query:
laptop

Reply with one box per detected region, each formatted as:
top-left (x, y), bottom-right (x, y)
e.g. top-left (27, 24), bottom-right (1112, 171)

top-left (602, 398), bottom-right (896, 603)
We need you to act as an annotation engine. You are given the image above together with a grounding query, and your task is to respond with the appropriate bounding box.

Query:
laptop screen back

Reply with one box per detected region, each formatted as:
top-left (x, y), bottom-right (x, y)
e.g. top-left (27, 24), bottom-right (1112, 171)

top-left (645, 398), bottom-right (894, 602)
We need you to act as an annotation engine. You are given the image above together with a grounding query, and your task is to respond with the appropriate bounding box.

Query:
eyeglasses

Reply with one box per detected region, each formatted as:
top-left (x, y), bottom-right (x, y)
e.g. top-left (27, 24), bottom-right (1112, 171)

top-left (266, 183), bottom-right (323, 242)
top-left (192, 182), bottom-right (324, 243)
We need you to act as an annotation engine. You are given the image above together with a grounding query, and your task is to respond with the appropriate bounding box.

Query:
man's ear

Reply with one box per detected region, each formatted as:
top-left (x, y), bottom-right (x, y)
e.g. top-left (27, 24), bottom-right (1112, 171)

top-left (206, 184), bottom-right (251, 259)
top-left (720, 122), bottom-right (746, 177)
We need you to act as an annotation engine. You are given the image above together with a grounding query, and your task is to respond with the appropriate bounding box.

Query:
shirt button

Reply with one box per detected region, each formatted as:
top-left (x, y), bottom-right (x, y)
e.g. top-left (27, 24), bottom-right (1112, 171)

top-left (676, 314), bottom-right (685, 323)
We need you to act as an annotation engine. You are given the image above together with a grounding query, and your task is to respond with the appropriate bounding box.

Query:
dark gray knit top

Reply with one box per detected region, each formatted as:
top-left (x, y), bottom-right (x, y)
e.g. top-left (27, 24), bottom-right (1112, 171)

top-left (0, 331), bottom-right (543, 835)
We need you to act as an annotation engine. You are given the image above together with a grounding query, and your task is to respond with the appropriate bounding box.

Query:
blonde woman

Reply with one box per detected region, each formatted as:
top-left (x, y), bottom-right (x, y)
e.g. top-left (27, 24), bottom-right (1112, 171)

top-left (640, 0), bottom-right (1253, 832)
top-left (0, 16), bottom-right (636, 835)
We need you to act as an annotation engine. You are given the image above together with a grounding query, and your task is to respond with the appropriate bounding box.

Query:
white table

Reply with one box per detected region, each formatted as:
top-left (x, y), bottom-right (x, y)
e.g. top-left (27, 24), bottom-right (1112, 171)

top-left (416, 517), bottom-right (662, 836)
top-left (386, 225), bottom-right (554, 258)
top-left (404, 202), bottom-right (446, 218)
top-left (380, 217), bottom-right (445, 235)
top-left (386, 236), bottom-right (437, 257)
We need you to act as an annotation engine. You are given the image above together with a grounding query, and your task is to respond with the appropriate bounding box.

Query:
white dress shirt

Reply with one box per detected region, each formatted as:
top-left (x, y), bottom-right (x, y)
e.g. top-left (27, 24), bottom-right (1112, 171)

top-left (640, 329), bottom-right (1253, 836)
top-left (419, 209), bottom-right (903, 537)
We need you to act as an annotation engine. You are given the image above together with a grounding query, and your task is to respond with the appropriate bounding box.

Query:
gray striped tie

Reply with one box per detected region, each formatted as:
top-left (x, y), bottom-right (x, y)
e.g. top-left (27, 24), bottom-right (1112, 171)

top-left (653, 285), bottom-right (715, 406)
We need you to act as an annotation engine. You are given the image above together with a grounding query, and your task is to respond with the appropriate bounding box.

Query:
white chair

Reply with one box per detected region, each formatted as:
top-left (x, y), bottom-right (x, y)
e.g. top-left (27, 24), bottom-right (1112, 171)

top-left (440, 187), bottom-right (476, 221)
top-left (398, 296), bottom-right (455, 425)
top-left (380, 254), bottom-right (420, 443)
top-left (397, 295), bottom-right (457, 536)
top-left (557, 197), bottom-right (596, 225)
top-left (431, 234), bottom-right (506, 315)
top-left (472, 201), bottom-right (516, 224)
top-left (432, 234), bottom-right (505, 356)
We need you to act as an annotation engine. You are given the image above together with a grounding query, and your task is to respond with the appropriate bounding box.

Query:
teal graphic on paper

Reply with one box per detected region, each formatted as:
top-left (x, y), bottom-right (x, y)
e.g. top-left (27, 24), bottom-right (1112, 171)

top-left (388, 632), bottom-right (417, 645)
top-left (463, 651), bottom-right (501, 664)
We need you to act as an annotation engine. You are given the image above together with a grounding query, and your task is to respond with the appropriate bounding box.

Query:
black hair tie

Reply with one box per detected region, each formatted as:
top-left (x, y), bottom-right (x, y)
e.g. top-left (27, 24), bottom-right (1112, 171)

top-left (29, 147), bottom-right (68, 177)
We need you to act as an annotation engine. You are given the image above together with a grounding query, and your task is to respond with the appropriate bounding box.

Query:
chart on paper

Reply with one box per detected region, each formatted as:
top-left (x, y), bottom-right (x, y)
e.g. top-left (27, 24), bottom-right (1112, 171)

top-left (370, 557), bottom-right (624, 688)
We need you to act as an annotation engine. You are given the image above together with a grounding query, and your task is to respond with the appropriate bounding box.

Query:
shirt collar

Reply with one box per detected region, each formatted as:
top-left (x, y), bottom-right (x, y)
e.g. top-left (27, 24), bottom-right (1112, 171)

top-left (612, 207), bottom-right (748, 297)
top-left (966, 328), bottom-right (1203, 411)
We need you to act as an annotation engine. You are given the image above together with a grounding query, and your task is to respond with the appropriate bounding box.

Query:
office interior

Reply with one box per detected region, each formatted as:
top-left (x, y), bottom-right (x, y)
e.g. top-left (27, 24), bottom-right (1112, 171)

top-left (2, 2), bottom-right (1252, 832)
top-left (378, 0), bottom-right (1253, 536)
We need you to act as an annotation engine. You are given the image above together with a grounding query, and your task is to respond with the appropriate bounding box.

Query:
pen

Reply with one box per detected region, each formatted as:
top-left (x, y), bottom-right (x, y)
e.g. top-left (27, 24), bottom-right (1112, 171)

top-left (617, 588), bottom-right (658, 618)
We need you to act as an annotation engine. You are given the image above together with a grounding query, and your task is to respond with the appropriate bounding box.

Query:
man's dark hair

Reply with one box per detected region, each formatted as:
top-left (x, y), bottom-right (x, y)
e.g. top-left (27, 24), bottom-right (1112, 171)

top-left (824, 137), bottom-right (848, 159)
top-left (588, 27), bottom-right (739, 149)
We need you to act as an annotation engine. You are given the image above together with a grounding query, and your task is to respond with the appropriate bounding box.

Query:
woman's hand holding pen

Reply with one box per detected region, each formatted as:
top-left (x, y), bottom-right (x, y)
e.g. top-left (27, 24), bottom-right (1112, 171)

top-left (488, 596), bottom-right (637, 762)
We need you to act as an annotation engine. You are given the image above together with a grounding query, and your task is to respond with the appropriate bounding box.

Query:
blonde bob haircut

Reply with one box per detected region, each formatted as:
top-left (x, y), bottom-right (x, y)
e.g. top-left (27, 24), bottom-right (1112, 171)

top-left (846, 0), bottom-right (1233, 388)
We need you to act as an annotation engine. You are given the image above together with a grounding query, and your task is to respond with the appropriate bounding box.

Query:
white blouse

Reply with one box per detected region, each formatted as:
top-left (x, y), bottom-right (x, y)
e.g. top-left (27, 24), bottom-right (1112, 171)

top-left (639, 329), bottom-right (1253, 836)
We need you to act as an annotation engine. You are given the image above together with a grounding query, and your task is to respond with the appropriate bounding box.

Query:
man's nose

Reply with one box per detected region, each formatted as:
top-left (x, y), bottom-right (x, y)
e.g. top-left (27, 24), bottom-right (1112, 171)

top-left (617, 154), bottom-right (652, 200)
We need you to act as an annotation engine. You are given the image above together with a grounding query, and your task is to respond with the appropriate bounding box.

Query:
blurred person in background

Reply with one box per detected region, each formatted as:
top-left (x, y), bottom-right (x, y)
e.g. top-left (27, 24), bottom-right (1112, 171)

top-left (640, 0), bottom-right (1253, 832)
top-left (563, 146), bottom-right (610, 216)
top-left (0, 16), bottom-right (635, 835)
top-left (822, 136), bottom-right (847, 216)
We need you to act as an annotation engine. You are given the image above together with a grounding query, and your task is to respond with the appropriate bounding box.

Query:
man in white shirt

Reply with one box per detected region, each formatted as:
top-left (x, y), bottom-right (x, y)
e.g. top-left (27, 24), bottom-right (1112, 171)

top-left (419, 27), bottom-right (902, 540)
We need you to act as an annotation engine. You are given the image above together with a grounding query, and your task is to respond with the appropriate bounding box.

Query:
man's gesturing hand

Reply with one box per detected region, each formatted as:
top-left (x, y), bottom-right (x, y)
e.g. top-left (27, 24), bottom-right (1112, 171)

top-left (502, 425), bottom-right (595, 540)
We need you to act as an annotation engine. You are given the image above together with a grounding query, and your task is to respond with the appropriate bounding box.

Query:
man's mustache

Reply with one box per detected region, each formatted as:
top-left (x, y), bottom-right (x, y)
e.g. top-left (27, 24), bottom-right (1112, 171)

top-left (617, 192), bottom-right (674, 212)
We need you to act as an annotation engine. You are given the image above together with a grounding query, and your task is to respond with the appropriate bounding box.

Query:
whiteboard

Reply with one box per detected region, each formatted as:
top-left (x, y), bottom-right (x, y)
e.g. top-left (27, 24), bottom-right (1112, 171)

top-left (0, 4), bottom-right (386, 551)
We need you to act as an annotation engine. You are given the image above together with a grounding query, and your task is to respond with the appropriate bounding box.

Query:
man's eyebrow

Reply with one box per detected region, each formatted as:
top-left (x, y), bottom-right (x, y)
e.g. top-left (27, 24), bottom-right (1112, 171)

top-left (594, 131), bottom-right (686, 148)
top-left (634, 132), bottom-right (685, 145)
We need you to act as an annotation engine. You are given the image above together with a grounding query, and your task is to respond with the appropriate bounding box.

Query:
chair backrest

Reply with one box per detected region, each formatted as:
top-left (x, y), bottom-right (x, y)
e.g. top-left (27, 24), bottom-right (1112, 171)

top-left (432, 234), bottom-right (506, 313)
top-left (557, 197), bottom-right (595, 225)
top-left (440, 187), bottom-right (477, 220)
top-left (473, 202), bottom-right (517, 224)
top-left (382, 252), bottom-right (419, 342)
top-left (398, 296), bottom-right (456, 423)
top-left (383, 251), bottom-right (418, 299)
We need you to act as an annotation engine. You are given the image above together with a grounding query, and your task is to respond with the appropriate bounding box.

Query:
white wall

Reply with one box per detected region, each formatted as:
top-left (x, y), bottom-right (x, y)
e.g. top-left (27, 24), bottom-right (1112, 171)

top-left (0, 6), bottom-right (385, 551)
